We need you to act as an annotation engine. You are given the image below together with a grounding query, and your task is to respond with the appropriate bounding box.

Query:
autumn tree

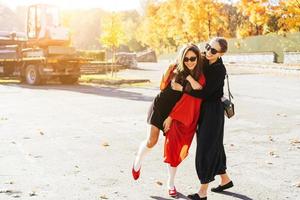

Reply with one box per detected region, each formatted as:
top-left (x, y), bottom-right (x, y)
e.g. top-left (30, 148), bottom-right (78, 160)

top-left (219, 3), bottom-right (240, 38)
top-left (137, 0), bottom-right (226, 53)
top-left (100, 13), bottom-right (127, 76)
top-left (136, 1), bottom-right (172, 54)
top-left (237, 0), bottom-right (270, 37)
top-left (277, 0), bottom-right (300, 33)
top-left (100, 13), bottom-right (127, 61)
top-left (135, 0), bottom-right (300, 53)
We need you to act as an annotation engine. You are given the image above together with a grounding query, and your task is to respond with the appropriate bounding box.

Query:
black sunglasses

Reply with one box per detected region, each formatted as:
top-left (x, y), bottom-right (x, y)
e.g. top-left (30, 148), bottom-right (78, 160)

top-left (183, 56), bottom-right (197, 62)
top-left (205, 43), bottom-right (221, 55)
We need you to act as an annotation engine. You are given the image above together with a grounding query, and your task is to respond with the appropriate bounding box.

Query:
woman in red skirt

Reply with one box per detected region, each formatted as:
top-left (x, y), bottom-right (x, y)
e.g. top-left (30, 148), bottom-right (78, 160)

top-left (162, 49), bottom-right (205, 197)
top-left (132, 43), bottom-right (205, 197)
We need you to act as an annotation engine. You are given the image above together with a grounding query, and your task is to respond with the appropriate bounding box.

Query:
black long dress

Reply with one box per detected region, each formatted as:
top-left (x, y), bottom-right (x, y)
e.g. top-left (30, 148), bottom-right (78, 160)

top-left (147, 83), bottom-right (182, 132)
top-left (184, 58), bottom-right (227, 184)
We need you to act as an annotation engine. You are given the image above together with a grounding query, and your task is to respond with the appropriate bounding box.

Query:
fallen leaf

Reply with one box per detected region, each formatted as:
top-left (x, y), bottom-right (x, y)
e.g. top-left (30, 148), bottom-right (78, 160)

top-left (29, 191), bottom-right (36, 196)
top-left (102, 142), bottom-right (110, 147)
top-left (34, 155), bottom-right (42, 158)
top-left (269, 151), bottom-right (279, 158)
top-left (276, 113), bottom-right (287, 117)
top-left (5, 181), bottom-right (14, 185)
top-left (156, 181), bottom-right (163, 186)
top-left (290, 139), bottom-right (300, 145)
top-left (100, 195), bottom-right (108, 199)
top-left (268, 136), bottom-right (274, 142)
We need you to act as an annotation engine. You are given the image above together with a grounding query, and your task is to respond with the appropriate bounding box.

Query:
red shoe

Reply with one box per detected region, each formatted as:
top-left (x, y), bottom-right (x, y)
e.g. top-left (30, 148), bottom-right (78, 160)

top-left (169, 186), bottom-right (177, 197)
top-left (132, 165), bottom-right (141, 180)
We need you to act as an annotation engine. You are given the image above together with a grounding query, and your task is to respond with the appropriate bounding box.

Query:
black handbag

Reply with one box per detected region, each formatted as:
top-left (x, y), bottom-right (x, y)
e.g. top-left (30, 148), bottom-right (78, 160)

top-left (222, 74), bottom-right (235, 118)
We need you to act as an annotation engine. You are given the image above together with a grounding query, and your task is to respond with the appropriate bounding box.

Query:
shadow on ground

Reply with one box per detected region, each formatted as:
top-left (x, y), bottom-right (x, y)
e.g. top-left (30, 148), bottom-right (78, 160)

top-left (151, 192), bottom-right (190, 200)
top-left (1, 83), bottom-right (155, 102)
top-left (218, 191), bottom-right (253, 200)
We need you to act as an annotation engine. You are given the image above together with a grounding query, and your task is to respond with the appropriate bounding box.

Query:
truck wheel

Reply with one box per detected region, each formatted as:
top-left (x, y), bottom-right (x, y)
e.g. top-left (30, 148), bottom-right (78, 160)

top-left (59, 76), bottom-right (78, 84)
top-left (25, 65), bottom-right (41, 85)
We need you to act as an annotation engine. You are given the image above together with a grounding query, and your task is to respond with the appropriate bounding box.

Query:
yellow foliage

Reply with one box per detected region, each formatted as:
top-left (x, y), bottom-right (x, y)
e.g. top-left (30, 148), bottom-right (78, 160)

top-left (136, 0), bottom-right (232, 54)
top-left (277, 0), bottom-right (300, 32)
top-left (237, 0), bottom-right (269, 36)
top-left (135, 0), bottom-right (299, 53)
top-left (99, 13), bottom-right (127, 50)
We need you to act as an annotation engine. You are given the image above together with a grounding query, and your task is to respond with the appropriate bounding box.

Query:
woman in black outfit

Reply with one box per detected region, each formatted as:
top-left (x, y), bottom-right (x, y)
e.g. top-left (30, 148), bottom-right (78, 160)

top-left (172, 37), bottom-right (233, 200)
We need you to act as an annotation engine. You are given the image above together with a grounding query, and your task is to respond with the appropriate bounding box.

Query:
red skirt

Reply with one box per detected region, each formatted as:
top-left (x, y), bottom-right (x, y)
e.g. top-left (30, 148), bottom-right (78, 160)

top-left (164, 119), bottom-right (198, 167)
top-left (163, 74), bottom-right (205, 167)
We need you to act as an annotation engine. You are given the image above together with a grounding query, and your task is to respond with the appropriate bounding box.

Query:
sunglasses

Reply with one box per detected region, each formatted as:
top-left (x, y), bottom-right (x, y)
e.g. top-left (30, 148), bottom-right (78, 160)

top-left (205, 43), bottom-right (222, 55)
top-left (183, 56), bottom-right (197, 62)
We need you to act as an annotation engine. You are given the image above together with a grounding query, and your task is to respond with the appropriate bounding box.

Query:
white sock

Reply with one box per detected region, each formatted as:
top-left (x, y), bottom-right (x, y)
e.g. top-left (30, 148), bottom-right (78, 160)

top-left (167, 165), bottom-right (177, 189)
top-left (134, 140), bottom-right (150, 171)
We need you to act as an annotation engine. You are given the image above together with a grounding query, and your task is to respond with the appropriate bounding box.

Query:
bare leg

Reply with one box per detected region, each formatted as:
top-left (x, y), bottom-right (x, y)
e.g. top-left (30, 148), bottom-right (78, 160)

top-left (220, 172), bottom-right (231, 185)
top-left (198, 184), bottom-right (208, 198)
top-left (133, 125), bottom-right (160, 171)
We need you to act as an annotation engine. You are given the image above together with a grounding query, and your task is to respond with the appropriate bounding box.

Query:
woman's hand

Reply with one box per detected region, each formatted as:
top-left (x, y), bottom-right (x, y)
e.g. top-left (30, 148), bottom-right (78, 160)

top-left (163, 116), bottom-right (172, 133)
top-left (171, 80), bottom-right (183, 92)
top-left (186, 75), bottom-right (203, 90)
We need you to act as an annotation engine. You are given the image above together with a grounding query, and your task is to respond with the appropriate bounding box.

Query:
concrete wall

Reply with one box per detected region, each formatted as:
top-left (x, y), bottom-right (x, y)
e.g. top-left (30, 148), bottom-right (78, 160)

top-left (284, 52), bottom-right (300, 64)
top-left (222, 52), bottom-right (275, 64)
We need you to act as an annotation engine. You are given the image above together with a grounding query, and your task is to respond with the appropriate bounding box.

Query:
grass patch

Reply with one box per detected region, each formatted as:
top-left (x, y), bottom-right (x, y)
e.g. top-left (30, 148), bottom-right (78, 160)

top-left (0, 79), bottom-right (20, 84)
top-left (80, 74), bottom-right (150, 86)
top-left (79, 74), bottom-right (122, 82)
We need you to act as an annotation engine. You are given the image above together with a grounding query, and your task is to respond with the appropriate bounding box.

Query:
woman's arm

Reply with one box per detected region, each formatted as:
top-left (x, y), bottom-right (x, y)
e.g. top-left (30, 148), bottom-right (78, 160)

top-left (186, 75), bottom-right (203, 90)
top-left (171, 75), bottom-right (203, 92)
top-left (160, 64), bottom-right (176, 90)
top-left (163, 116), bottom-right (172, 133)
top-left (184, 66), bottom-right (226, 99)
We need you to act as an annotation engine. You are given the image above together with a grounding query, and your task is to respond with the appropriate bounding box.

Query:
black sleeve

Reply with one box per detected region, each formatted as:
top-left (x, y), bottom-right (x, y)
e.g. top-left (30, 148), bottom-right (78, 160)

top-left (184, 65), bottom-right (225, 99)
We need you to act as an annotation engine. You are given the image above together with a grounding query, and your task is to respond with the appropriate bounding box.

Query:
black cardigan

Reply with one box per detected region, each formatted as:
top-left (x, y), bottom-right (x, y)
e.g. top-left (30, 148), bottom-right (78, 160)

top-left (184, 58), bottom-right (226, 101)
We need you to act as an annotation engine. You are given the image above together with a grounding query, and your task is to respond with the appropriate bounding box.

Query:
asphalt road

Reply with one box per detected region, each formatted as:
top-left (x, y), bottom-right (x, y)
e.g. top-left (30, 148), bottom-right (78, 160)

top-left (0, 61), bottom-right (300, 200)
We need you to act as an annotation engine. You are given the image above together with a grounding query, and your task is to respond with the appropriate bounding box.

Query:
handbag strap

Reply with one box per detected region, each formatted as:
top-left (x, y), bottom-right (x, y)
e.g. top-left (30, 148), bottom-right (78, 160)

top-left (225, 74), bottom-right (234, 101)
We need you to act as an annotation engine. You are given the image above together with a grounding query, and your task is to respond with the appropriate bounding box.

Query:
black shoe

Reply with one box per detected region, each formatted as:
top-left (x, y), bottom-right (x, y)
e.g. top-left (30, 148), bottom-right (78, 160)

top-left (211, 181), bottom-right (234, 193)
top-left (187, 193), bottom-right (207, 200)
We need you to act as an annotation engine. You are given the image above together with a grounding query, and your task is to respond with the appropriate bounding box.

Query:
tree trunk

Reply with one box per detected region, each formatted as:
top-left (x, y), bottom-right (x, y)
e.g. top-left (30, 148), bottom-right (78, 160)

top-left (111, 46), bottom-right (116, 77)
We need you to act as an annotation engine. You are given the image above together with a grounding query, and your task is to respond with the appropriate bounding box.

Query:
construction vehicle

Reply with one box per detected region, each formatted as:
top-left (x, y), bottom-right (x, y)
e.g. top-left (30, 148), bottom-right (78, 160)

top-left (0, 4), bottom-right (85, 85)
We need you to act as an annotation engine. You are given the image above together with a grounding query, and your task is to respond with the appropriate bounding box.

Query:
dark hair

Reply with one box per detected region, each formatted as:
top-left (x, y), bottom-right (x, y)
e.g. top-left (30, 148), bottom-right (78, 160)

top-left (175, 44), bottom-right (203, 92)
top-left (213, 37), bottom-right (228, 53)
